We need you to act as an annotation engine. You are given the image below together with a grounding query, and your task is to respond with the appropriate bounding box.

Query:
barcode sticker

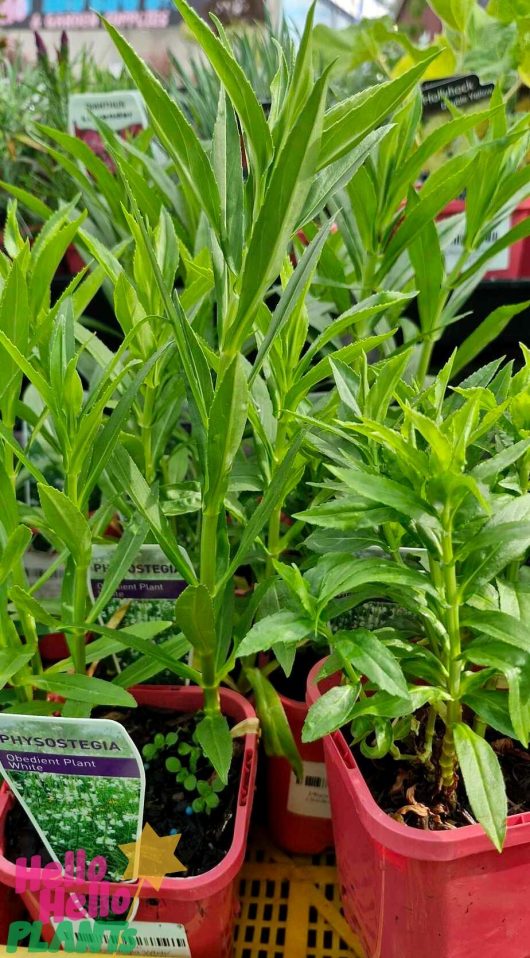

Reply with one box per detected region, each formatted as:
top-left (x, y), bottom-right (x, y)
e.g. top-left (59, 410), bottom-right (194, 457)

top-left (444, 215), bottom-right (511, 273)
top-left (131, 922), bottom-right (191, 956)
top-left (65, 920), bottom-right (191, 957)
top-left (287, 760), bottom-right (331, 820)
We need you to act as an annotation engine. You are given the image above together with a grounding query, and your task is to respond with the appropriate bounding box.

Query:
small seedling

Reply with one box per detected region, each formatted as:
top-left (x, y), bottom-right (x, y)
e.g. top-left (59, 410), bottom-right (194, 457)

top-left (142, 726), bottom-right (227, 815)
top-left (142, 731), bottom-right (178, 762)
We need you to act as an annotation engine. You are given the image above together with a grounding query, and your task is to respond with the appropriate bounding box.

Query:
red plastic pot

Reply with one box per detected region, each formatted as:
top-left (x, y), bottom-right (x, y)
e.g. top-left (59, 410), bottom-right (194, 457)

top-left (0, 685), bottom-right (258, 958)
top-left (0, 804), bottom-right (26, 943)
top-left (307, 659), bottom-right (530, 958)
top-left (38, 632), bottom-right (71, 662)
top-left (64, 246), bottom-right (85, 276)
top-left (440, 198), bottom-right (530, 280)
top-left (266, 691), bottom-right (333, 854)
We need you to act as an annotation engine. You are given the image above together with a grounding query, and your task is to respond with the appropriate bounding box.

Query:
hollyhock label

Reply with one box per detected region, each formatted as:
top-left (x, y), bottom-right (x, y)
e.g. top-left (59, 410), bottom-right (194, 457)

top-left (421, 74), bottom-right (495, 113)
top-left (0, 714), bottom-right (145, 882)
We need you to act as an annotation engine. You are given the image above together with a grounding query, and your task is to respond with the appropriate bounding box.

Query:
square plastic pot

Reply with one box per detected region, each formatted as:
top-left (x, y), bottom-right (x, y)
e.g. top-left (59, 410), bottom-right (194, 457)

top-left (0, 685), bottom-right (258, 958)
top-left (266, 691), bottom-right (333, 855)
top-left (306, 659), bottom-right (530, 958)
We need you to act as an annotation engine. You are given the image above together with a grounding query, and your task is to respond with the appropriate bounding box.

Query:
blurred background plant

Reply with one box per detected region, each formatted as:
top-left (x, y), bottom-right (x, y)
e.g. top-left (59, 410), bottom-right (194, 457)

top-left (167, 9), bottom-right (294, 138)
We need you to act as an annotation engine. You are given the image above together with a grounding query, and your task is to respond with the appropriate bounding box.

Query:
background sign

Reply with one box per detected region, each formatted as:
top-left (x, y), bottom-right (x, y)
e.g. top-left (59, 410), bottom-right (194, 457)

top-left (1, 0), bottom-right (264, 31)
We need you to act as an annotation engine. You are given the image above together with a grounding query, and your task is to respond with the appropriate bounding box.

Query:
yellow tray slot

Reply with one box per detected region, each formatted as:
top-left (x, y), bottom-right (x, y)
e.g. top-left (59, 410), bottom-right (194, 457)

top-left (234, 830), bottom-right (365, 958)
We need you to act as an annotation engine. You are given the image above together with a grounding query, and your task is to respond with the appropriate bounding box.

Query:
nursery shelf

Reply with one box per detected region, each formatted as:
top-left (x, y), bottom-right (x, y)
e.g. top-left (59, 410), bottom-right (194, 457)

top-left (233, 829), bottom-right (364, 958)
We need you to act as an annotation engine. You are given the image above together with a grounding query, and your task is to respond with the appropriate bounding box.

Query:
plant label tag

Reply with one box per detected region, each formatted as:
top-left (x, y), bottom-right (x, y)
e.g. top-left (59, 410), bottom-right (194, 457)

top-left (90, 543), bottom-right (187, 605)
top-left (444, 215), bottom-right (511, 273)
top-left (422, 74), bottom-right (494, 114)
top-left (89, 543), bottom-right (187, 676)
top-left (287, 760), bottom-right (331, 820)
top-left (68, 91), bottom-right (149, 170)
top-left (129, 921), bottom-right (191, 956)
top-left (0, 714), bottom-right (145, 882)
top-left (69, 90), bottom-right (148, 140)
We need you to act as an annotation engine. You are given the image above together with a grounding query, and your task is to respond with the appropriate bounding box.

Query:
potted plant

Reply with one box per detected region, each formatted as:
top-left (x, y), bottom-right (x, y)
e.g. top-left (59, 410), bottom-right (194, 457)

top-left (246, 349), bottom-right (530, 958)
top-left (32, 0), bottom-right (439, 856)
top-left (0, 0), bottom-right (433, 938)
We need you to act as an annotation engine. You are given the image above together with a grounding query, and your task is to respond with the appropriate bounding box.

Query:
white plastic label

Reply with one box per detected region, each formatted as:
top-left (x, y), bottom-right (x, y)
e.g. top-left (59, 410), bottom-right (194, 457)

top-left (131, 922), bottom-right (191, 956)
top-left (68, 91), bottom-right (148, 138)
top-left (0, 714), bottom-right (145, 883)
top-left (287, 760), bottom-right (331, 820)
top-left (445, 215), bottom-right (511, 273)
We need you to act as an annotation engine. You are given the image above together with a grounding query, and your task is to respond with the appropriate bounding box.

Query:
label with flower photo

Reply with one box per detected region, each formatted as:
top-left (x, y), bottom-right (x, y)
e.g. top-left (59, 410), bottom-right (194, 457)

top-left (89, 543), bottom-right (187, 681)
top-left (0, 714), bottom-right (145, 882)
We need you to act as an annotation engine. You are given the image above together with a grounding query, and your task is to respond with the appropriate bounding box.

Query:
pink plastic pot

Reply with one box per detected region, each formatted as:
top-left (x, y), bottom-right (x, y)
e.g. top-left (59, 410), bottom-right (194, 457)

top-left (38, 632), bottom-right (71, 662)
top-left (307, 659), bottom-right (530, 958)
top-left (439, 198), bottom-right (530, 280)
top-left (0, 685), bottom-right (258, 958)
top-left (266, 691), bottom-right (333, 854)
top-left (0, 802), bottom-right (26, 942)
top-left (64, 246), bottom-right (85, 276)
top-left (38, 631), bottom-right (96, 664)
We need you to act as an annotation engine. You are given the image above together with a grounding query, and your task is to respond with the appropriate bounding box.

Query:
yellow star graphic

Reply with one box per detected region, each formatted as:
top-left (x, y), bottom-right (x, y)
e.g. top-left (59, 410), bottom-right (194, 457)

top-left (119, 822), bottom-right (187, 891)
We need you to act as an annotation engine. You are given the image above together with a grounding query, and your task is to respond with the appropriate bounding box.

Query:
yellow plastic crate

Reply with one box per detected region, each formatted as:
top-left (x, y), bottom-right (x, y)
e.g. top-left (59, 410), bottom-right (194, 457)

top-left (234, 830), bottom-right (365, 958)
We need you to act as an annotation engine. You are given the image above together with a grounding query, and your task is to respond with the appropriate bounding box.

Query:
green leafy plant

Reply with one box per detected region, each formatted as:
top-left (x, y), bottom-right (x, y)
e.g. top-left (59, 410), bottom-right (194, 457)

top-left (168, 11), bottom-right (294, 139)
top-left (51, 0), bottom-right (439, 783)
top-left (320, 91), bottom-right (530, 385)
top-left (238, 350), bottom-right (530, 849)
top-left (427, 0), bottom-right (530, 93)
top-left (0, 201), bottom-right (193, 715)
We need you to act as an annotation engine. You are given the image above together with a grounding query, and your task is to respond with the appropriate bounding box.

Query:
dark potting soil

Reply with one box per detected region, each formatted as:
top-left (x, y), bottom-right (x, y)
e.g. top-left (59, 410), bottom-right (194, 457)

top-left (355, 718), bottom-right (530, 832)
top-left (5, 707), bottom-right (243, 878)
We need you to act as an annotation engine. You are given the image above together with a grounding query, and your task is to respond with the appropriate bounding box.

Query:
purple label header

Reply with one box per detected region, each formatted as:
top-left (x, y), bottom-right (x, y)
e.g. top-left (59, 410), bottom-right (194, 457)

top-left (91, 579), bottom-right (186, 600)
top-left (0, 750), bottom-right (141, 779)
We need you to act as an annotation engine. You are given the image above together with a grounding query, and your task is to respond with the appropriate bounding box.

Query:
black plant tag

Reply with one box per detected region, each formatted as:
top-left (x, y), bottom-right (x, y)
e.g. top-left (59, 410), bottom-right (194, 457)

top-left (422, 74), bottom-right (495, 114)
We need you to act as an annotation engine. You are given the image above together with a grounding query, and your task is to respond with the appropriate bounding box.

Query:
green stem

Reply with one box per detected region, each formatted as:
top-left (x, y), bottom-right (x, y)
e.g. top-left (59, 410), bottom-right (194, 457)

top-left (357, 250), bottom-right (379, 336)
top-left (265, 418), bottom-right (288, 577)
top-left (71, 563), bottom-right (88, 673)
top-left (198, 507), bottom-right (221, 715)
top-left (202, 667), bottom-right (221, 715)
top-left (420, 706), bottom-right (437, 769)
top-left (416, 337), bottom-right (435, 388)
top-left (141, 386), bottom-right (156, 486)
top-left (200, 510), bottom-right (219, 596)
top-left (439, 507), bottom-right (462, 794)
top-left (65, 471), bottom-right (87, 673)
